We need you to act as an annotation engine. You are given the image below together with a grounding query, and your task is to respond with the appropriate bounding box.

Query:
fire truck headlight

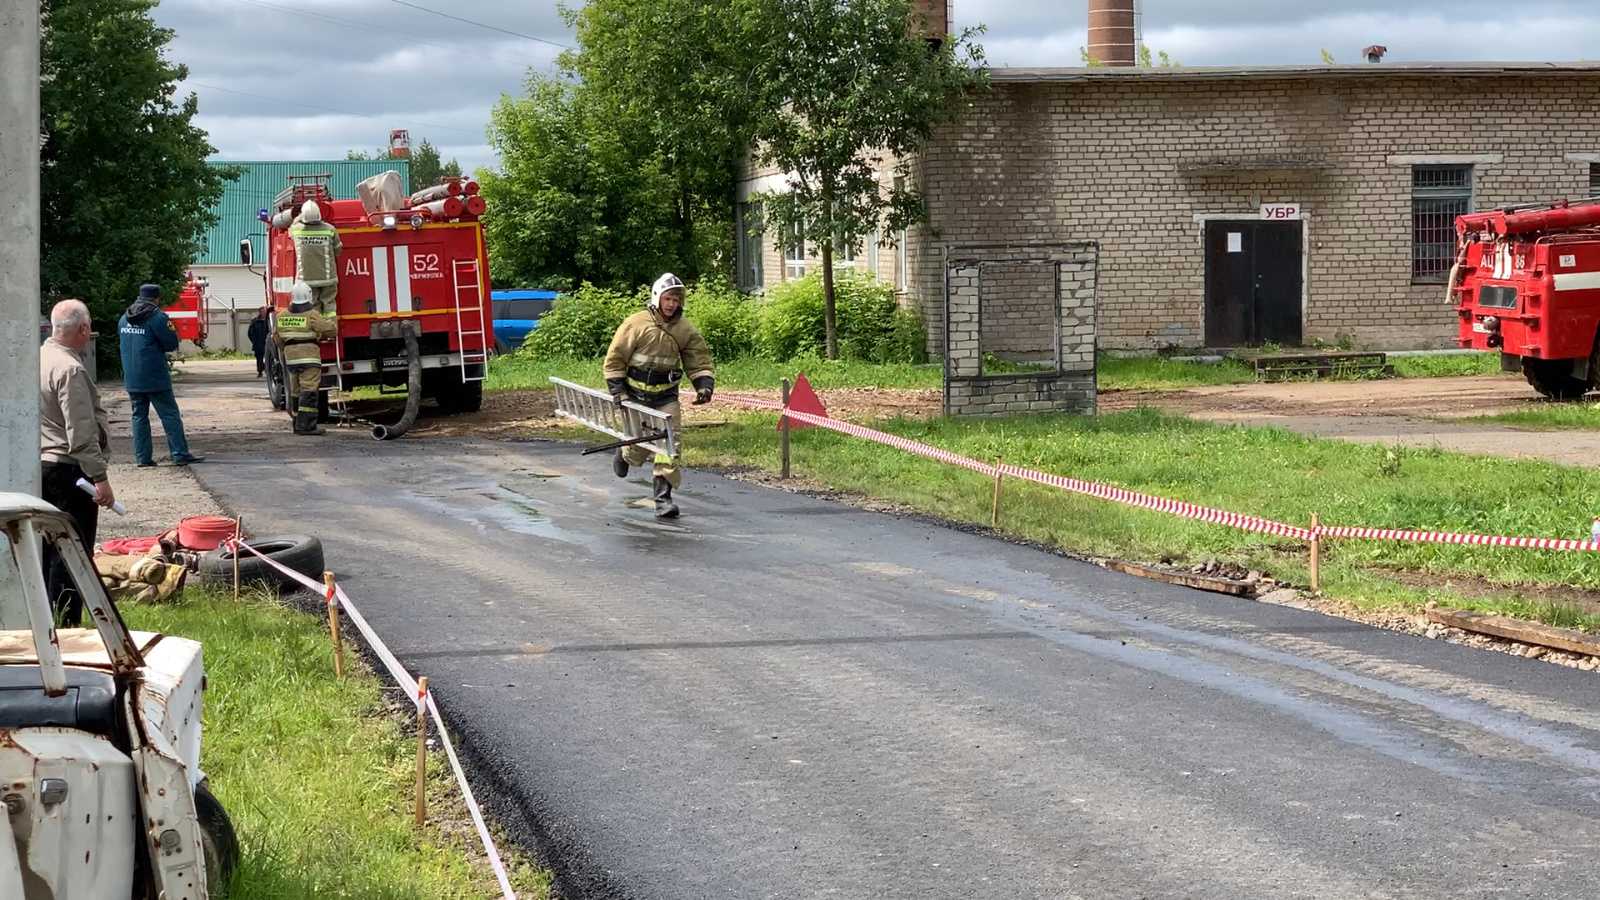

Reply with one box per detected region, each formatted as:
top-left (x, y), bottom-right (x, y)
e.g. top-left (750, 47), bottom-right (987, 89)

top-left (382, 214), bottom-right (398, 230)
top-left (410, 214), bottom-right (424, 229)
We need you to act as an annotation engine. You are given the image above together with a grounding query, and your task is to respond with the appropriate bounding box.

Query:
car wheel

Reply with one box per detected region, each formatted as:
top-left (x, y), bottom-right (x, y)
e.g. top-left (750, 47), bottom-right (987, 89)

top-left (195, 782), bottom-right (240, 898)
top-left (197, 534), bottom-right (325, 591)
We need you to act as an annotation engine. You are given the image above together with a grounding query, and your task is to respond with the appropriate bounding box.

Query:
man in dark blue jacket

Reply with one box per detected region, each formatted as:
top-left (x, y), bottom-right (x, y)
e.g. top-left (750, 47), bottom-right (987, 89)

top-left (119, 284), bottom-right (204, 466)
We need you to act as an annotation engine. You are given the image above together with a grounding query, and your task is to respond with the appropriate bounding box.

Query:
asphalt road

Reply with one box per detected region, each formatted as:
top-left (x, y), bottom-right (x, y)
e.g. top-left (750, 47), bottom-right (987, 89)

top-left (194, 432), bottom-right (1600, 899)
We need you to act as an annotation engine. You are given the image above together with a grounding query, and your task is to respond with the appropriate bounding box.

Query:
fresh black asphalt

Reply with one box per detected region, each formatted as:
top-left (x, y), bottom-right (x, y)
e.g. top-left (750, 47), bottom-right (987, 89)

top-left (196, 434), bottom-right (1600, 899)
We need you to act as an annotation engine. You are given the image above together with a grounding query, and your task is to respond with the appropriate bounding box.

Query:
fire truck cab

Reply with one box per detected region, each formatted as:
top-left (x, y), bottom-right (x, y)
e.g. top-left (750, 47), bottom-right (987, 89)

top-left (248, 173), bottom-right (491, 430)
top-left (1454, 198), bottom-right (1600, 399)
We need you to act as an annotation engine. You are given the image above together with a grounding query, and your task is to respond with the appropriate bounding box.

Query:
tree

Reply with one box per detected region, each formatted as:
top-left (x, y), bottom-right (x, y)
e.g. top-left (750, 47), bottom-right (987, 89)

top-left (752, 0), bottom-right (986, 358)
top-left (560, 0), bottom-right (770, 280)
top-left (40, 0), bottom-right (234, 365)
top-left (1321, 49), bottom-right (1336, 65)
top-left (478, 74), bottom-right (686, 291)
top-left (409, 138), bottom-right (462, 189)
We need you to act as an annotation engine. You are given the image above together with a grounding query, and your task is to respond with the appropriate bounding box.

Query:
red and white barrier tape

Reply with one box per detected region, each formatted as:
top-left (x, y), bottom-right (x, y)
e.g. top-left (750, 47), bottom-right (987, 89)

top-left (227, 540), bottom-right (517, 899)
top-left (721, 397), bottom-right (1600, 553)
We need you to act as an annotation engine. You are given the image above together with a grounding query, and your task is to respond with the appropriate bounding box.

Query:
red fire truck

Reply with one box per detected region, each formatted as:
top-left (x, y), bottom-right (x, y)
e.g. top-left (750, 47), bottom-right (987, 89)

top-left (243, 173), bottom-right (492, 439)
top-left (168, 273), bottom-right (210, 346)
top-left (1454, 198), bottom-right (1600, 399)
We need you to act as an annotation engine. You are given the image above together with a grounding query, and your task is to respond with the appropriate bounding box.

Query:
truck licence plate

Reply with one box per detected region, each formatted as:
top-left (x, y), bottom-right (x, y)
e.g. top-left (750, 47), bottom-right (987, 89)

top-left (1472, 322), bottom-right (1490, 334)
top-left (382, 358), bottom-right (409, 369)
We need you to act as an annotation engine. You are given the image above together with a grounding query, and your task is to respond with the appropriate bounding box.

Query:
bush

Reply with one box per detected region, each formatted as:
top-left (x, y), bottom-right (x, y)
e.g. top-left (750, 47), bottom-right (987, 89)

top-left (756, 271), bottom-right (926, 364)
top-left (683, 278), bottom-right (758, 360)
top-left (517, 283), bottom-right (642, 359)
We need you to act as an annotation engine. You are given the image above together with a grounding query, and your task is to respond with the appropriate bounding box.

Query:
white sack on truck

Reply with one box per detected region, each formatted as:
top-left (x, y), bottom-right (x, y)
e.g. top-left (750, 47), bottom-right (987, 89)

top-left (356, 170), bottom-right (406, 214)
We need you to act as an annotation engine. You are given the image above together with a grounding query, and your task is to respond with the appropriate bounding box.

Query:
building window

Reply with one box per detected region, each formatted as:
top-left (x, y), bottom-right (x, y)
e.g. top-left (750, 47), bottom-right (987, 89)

top-left (833, 234), bottom-right (855, 266)
top-left (867, 229), bottom-right (880, 277)
top-left (737, 201), bottom-right (764, 290)
top-left (1412, 165), bottom-right (1473, 283)
top-left (784, 220), bottom-right (806, 280)
top-left (893, 176), bottom-right (909, 291)
top-left (1589, 163), bottom-right (1600, 199)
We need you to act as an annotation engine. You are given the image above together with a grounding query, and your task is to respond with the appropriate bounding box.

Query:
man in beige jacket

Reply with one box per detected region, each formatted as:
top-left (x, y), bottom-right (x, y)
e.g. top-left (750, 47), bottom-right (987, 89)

top-left (39, 299), bottom-right (114, 626)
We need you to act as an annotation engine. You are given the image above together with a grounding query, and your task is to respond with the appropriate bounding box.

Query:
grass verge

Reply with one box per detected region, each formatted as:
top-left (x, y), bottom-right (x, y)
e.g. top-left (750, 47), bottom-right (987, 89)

top-left (1463, 401), bottom-right (1600, 431)
top-left (681, 407), bottom-right (1600, 630)
top-left (492, 351), bottom-right (1504, 396)
top-left (121, 589), bottom-right (550, 900)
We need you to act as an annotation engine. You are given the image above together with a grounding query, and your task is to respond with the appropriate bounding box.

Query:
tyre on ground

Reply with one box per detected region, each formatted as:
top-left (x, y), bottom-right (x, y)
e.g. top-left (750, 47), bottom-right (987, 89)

top-left (197, 534), bottom-right (325, 591)
top-left (194, 781), bottom-right (240, 898)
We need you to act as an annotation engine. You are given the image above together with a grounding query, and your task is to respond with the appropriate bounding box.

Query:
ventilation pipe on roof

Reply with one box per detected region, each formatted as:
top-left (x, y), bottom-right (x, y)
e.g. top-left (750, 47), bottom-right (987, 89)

top-left (1364, 45), bottom-right (1388, 63)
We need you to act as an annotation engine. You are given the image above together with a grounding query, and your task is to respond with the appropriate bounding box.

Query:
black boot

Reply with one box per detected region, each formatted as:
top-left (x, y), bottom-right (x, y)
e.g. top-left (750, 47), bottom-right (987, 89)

top-left (613, 449), bottom-right (629, 479)
top-left (653, 476), bottom-right (680, 518)
top-left (295, 392), bottom-right (325, 436)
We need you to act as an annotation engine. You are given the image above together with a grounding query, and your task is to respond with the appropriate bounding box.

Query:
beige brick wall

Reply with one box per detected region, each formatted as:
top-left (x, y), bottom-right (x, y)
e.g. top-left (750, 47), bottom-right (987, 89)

top-left (909, 73), bottom-right (1600, 353)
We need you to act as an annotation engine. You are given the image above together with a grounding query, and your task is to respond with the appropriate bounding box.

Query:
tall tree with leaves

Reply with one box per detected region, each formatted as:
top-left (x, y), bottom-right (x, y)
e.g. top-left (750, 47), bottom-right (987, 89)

top-left (478, 74), bottom-right (685, 290)
top-left (560, 0), bottom-right (768, 280)
top-left (40, 0), bottom-right (234, 356)
top-left (753, 0), bottom-right (986, 358)
top-left (408, 137), bottom-right (463, 188)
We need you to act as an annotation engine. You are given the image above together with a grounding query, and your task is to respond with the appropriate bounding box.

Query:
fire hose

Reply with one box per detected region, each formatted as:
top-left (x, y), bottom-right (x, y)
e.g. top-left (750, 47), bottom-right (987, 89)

top-left (371, 325), bottom-right (422, 441)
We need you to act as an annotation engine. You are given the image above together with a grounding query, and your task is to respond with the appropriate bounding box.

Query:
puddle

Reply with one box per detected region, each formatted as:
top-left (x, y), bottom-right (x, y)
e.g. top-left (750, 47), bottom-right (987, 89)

top-left (414, 482), bottom-right (595, 545)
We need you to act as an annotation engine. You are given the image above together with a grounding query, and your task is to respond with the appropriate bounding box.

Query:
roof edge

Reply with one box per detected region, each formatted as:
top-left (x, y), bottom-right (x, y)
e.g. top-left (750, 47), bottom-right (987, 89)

top-left (986, 61), bottom-right (1600, 83)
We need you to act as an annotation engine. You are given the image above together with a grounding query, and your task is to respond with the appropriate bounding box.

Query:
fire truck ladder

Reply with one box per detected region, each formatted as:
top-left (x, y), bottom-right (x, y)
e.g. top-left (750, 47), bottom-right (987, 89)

top-left (452, 259), bottom-right (488, 384)
top-left (550, 378), bottom-right (678, 459)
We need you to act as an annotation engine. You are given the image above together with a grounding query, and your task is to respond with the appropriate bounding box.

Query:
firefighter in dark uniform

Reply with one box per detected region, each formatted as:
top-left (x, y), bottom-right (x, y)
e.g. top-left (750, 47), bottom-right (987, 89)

top-left (272, 281), bottom-right (337, 436)
top-left (603, 273), bottom-right (715, 518)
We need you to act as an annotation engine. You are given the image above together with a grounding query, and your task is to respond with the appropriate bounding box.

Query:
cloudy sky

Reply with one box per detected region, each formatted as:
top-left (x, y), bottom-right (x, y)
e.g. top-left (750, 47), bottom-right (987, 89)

top-left (155, 0), bottom-right (1600, 173)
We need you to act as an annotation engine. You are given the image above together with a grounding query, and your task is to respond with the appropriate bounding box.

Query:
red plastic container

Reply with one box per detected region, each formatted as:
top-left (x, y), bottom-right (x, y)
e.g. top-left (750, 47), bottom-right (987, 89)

top-left (177, 516), bottom-right (238, 551)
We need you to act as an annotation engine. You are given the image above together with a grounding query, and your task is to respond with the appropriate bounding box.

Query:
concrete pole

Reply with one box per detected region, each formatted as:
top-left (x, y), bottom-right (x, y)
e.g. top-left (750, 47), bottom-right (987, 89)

top-left (0, 0), bottom-right (40, 496)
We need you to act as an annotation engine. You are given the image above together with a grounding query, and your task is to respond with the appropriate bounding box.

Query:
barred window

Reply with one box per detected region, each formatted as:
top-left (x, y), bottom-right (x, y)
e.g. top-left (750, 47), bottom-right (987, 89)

top-left (1412, 165), bottom-right (1473, 283)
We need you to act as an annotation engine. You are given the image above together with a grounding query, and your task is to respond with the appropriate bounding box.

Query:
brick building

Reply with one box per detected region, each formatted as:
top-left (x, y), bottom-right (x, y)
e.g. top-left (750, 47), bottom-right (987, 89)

top-left (737, 62), bottom-right (1600, 355)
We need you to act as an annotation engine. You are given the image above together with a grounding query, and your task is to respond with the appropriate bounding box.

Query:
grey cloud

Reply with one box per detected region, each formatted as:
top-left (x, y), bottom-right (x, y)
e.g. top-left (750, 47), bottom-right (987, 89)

top-left (156, 0), bottom-right (1599, 171)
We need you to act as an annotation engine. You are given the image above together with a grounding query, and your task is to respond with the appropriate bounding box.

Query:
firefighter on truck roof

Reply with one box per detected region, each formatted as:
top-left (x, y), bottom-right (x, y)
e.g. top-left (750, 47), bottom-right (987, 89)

top-left (273, 281), bottom-right (337, 436)
top-left (290, 199), bottom-right (342, 315)
top-left (604, 273), bottom-right (715, 518)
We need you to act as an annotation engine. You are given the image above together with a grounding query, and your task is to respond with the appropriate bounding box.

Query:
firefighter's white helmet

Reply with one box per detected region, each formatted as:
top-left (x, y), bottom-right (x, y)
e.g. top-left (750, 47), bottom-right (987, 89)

top-left (288, 281), bottom-right (314, 312)
top-left (649, 273), bottom-right (686, 310)
top-left (300, 199), bottom-right (322, 224)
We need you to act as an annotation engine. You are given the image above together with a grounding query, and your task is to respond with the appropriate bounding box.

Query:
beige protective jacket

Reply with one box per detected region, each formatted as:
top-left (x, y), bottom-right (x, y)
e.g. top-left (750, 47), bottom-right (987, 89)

top-left (39, 338), bottom-right (111, 482)
top-left (603, 309), bottom-right (714, 407)
top-left (272, 307), bottom-right (338, 366)
top-left (290, 219), bottom-right (344, 287)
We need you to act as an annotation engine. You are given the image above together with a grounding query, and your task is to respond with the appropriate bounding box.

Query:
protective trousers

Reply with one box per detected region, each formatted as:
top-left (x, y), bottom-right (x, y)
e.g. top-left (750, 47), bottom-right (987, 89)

top-left (287, 365), bottom-right (323, 434)
top-left (622, 400), bottom-right (681, 488)
top-left (310, 284), bottom-right (337, 316)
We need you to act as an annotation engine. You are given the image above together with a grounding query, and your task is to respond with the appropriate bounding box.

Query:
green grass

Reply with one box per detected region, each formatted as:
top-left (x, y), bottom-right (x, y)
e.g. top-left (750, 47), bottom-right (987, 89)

top-left (1097, 355), bottom-right (1256, 390)
top-left (1462, 402), bottom-right (1600, 431)
top-left (682, 407), bottom-right (1600, 629)
top-left (1389, 352), bottom-right (1502, 379)
top-left (185, 348), bottom-right (250, 361)
top-left (121, 591), bottom-right (549, 900)
top-left (487, 353), bottom-right (943, 392)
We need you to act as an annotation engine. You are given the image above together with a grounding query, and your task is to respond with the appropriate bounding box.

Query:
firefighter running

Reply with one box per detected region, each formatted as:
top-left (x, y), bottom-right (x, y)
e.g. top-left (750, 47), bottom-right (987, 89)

top-left (273, 282), bottom-right (337, 436)
top-left (604, 273), bottom-right (715, 518)
top-left (290, 199), bottom-right (342, 315)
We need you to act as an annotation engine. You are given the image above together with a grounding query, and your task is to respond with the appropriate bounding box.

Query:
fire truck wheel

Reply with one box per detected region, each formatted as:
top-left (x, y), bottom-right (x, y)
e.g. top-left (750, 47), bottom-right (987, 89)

top-left (197, 534), bottom-right (325, 591)
top-left (317, 390), bottom-right (332, 423)
top-left (435, 379), bottom-right (484, 415)
top-left (266, 362), bottom-right (287, 411)
top-left (1523, 358), bottom-right (1593, 400)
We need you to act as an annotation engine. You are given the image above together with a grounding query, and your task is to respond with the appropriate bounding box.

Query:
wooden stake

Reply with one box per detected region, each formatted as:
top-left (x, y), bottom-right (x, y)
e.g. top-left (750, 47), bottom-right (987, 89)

top-left (414, 676), bottom-right (429, 829)
top-left (232, 516), bottom-right (243, 602)
top-left (991, 458), bottom-right (1003, 528)
top-left (780, 378), bottom-right (792, 480)
top-left (325, 571), bottom-right (344, 678)
top-left (1309, 513), bottom-right (1322, 595)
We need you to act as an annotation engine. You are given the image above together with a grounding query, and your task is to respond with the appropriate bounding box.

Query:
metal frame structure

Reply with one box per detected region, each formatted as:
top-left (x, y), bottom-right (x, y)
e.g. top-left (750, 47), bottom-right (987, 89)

top-left (550, 378), bottom-right (679, 458)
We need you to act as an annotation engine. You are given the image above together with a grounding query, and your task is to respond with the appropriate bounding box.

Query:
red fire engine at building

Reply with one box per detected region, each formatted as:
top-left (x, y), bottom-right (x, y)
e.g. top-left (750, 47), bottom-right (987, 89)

top-left (1454, 198), bottom-right (1600, 399)
top-left (245, 172), bottom-right (492, 439)
top-left (168, 273), bottom-right (210, 346)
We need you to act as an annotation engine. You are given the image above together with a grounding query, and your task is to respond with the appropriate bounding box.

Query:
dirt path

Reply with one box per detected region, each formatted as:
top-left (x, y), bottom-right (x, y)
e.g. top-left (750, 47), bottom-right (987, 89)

top-left (1103, 374), bottom-right (1600, 468)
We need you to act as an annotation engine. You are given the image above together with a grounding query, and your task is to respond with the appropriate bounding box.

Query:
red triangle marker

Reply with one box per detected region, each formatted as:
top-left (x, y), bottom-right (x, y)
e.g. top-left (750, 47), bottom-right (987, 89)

top-left (779, 372), bottom-right (828, 430)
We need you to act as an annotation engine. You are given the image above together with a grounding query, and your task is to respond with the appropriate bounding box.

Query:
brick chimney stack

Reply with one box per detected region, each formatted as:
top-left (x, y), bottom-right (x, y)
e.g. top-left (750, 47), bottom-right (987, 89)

top-left (910, 0), bottom-right (951, 42)
top-left (1088, 0), bottom-right (1137, 66)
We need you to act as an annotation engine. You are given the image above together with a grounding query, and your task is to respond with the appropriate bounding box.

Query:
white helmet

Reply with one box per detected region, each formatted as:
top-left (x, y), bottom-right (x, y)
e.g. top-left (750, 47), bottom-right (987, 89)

top-left (649, 273), bottom-right (686, 311)
top-left (300, 199), bottom-right (322, 224)
top-left (288, 281), bottom-right (314, 311)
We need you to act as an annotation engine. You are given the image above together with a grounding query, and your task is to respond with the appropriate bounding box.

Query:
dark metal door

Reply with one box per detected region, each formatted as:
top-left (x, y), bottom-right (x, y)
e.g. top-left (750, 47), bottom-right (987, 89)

top-left (1204, 223), bottom-right (1253, 347)
top-left (1204, 221), bottom-right (1303, 346)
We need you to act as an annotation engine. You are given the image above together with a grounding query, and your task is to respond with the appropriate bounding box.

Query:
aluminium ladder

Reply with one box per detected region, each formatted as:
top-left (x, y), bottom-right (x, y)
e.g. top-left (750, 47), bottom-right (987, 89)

top-left (452, 258), bottom-right (489, 384)
top-left (550, 377), bottom-right (678, 458)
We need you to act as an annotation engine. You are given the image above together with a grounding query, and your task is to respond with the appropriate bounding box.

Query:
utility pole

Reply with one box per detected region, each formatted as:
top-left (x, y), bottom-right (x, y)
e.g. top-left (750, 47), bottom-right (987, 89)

top-left (0, 0), bottom-right (40, 496)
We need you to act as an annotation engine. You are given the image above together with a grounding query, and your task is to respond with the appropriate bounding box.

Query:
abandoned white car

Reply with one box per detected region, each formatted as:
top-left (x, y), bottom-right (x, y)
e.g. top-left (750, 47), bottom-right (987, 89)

top-left (1, 492), bottom-right (237, 899)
